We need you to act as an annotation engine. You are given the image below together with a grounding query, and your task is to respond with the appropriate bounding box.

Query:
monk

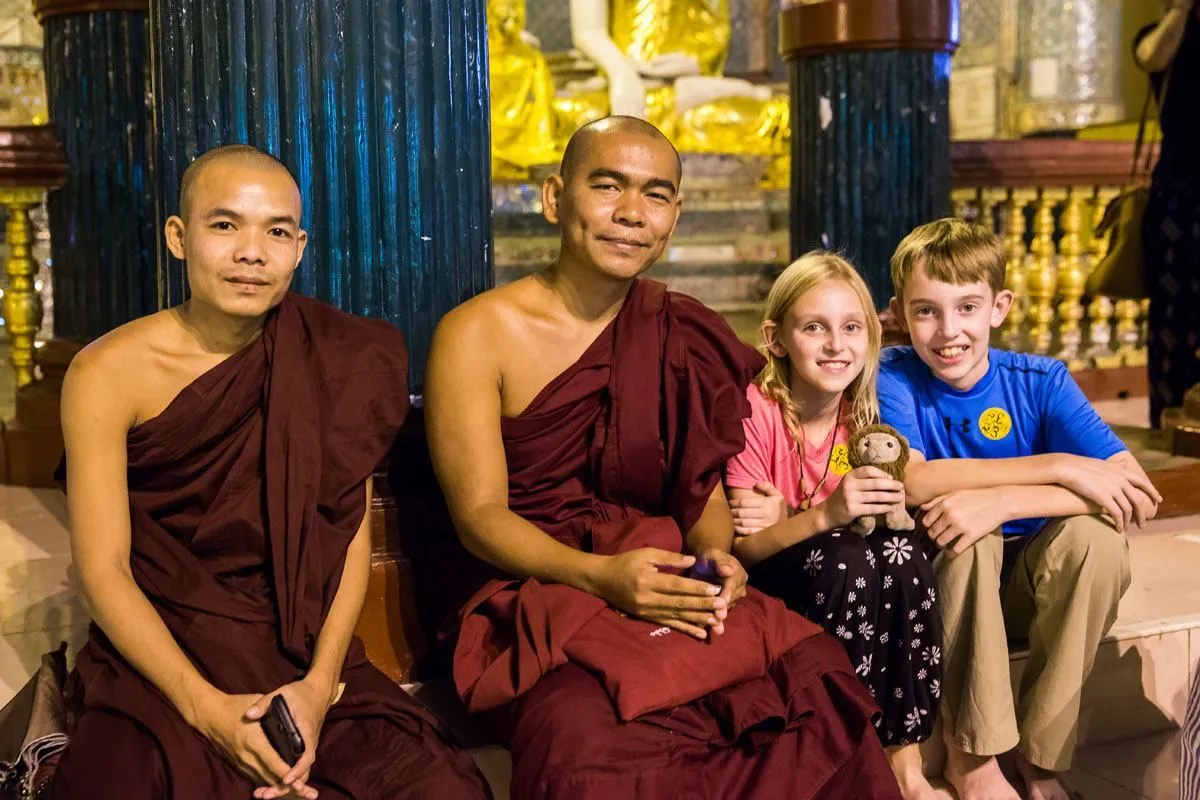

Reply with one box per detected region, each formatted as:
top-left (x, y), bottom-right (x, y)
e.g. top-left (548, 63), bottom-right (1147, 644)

top-left (50, 145), bottom-right (489, 800)
top-left (426, 116), bottom-right (901, 798)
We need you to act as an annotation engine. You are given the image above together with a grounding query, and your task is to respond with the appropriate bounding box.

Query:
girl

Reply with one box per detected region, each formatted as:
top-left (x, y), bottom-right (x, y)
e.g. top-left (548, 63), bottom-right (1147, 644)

top-left (725, 253), bottom-right (942, 800)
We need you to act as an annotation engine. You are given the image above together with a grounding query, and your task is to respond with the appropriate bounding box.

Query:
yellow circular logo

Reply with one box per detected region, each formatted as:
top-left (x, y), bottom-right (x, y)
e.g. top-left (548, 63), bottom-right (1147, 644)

top-left (978, 407), bottom-right (1013, 441)
top-left (829, 443), bottom-right (851, 476)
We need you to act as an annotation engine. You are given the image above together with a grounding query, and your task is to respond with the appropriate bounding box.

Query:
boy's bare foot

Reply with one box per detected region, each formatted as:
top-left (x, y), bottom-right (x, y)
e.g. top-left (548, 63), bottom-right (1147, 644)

top-left (1013, 750), bottom-right (1079, 800)
top-left (944, 744), bottom-right (1020, 800)
top-left (887, 743), bottom-right (941, 800)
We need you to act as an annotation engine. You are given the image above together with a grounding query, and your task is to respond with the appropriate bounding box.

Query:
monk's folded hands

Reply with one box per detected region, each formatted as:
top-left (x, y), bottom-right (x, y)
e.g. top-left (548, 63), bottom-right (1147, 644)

top-left (700, 548), bottom-right (748, 614)
top-left (245, 679), bottom-right (331, 800)
top-left (187, 690), bottom-right (312, 798)
top-left (592, 547), bottom-right (729, 640)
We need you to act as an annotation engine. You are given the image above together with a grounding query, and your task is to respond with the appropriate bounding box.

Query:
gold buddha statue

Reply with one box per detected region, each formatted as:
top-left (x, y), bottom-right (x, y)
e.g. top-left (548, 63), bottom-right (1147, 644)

top-left (571, 0), bottom-right (790, 180)
top-left (487, 0), bottom-right (564, 179)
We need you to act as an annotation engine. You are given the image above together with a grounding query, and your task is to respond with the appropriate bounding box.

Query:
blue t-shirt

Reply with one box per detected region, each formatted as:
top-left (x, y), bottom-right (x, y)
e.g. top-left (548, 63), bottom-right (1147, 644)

top-left (877, 346), bottom-right (1126, 536)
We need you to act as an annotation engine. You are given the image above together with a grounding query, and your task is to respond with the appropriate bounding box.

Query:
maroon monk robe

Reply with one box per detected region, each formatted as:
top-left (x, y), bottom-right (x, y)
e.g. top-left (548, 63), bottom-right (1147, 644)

top-left (453, 280), bottom-right (901, 799)
top-left (52, 294), bottom-right (489, 800)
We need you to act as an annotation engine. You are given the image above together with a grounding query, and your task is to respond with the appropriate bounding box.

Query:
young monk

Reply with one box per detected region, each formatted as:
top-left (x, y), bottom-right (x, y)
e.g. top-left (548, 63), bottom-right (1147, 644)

top-left (879, 219), bottom-right (1161, 800)
top-left (725, 253), bottom-right (942, 800)
top-left (426, 116), bottom-right (901, 799)
top-left (51, 145), bottom-right (489, 800)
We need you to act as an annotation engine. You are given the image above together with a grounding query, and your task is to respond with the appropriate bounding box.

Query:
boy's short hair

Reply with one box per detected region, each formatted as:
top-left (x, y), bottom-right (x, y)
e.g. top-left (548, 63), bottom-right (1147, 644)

top-left (890, 218), bottom-right (1006, 304)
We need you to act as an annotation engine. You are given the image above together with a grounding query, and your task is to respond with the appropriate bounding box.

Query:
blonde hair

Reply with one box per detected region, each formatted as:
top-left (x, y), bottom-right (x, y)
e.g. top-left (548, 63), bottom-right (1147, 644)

top-left (756, 252), bottom-right (882, 442)
top-left (890, 218), bottom-right (1005, 306)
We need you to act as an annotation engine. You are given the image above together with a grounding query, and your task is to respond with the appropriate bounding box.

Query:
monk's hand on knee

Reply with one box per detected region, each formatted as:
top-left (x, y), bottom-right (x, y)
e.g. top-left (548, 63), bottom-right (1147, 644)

top-left (245, 681), bottom-right (327, 800)
top-left (920, 489), bottom-right (1006, 556)
top-left (699, 548), bottom-right (747, 619)
top-left (596, 548), bottom-right (727, 640)
top-left (730, 484), bottom-right (790, 535)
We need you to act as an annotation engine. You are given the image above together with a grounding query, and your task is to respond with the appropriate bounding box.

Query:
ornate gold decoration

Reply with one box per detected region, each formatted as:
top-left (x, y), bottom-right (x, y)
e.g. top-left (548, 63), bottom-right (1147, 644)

top-left (1054, 186), bottom-right (1087, 367)
top-left (1084, 187), bottom-right (1119, 368)
top-left (1025, 188), bottom-right (1061, 355)
top-left (0, 186), bottom-right (46, 387)
top-left (1114, 299), bottom-right (1145, 368)
top-left (1001, 188), bottom-right (1032, 351)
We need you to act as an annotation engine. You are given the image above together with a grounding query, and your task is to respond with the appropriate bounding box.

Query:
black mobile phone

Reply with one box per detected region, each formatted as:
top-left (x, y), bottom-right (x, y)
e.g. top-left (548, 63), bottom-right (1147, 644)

top-left (261, 694), bottom-right (306, 766)
top-left (688, 557), bottom-right (723, 586)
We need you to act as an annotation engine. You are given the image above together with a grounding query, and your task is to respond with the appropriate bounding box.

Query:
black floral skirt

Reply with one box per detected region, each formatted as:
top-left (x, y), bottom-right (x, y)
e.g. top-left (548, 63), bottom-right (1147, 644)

top-left (748, 529), bottom-right (942, 746)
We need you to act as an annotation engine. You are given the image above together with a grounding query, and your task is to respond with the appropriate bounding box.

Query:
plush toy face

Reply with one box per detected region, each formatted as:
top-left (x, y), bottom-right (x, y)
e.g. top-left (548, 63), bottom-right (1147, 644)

top-left (855, 432), bottom-right (903, 467)
top-left (847, 424), bottom-right (910, 478)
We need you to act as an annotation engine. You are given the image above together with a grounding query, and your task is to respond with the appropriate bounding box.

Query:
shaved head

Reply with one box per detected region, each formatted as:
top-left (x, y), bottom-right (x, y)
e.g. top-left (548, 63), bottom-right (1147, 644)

top-left (559, 116), bottom-right (682, 185)
top-left (179, 144), bottom-right (298, 221)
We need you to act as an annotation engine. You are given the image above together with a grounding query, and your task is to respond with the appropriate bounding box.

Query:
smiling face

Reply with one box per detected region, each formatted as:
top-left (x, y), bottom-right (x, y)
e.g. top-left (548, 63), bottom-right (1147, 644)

top-left (543, 125), bottom-right (682, 281)
top-left (895, 263), bottom-right (1012, 391)
top-left (764, 279), bottom-right (870, 399)
top-left (165, 158), bottom-right (307, 320)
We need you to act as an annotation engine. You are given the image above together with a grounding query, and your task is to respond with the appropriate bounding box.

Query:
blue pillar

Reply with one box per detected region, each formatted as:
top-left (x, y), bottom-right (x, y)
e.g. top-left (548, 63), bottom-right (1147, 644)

top-left (781, 0), bottom-right (957, 309)
top-left (36, 0), bottom-right (157, 340)
top-left (149, 0), bottom-right (493, 392)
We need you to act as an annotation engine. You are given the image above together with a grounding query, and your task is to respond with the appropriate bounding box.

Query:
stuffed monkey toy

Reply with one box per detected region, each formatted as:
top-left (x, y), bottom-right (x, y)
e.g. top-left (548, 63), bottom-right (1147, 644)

top-left (846, 424), bottom-right (915, 535)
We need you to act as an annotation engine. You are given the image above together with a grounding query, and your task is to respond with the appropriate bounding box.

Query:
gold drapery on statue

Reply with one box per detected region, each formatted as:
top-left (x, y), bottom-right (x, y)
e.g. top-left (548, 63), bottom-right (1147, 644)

top-left (609, 0), bottom-right (731, 76)
top-left (487, 0), bottom-right (564, 179)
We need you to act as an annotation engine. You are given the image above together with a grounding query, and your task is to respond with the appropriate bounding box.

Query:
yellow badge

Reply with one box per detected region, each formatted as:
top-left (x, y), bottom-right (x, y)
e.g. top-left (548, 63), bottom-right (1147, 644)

top-left (829, 443), bottom-right (851, 476)
top-left (978, 407), bottom-right (1013, 441)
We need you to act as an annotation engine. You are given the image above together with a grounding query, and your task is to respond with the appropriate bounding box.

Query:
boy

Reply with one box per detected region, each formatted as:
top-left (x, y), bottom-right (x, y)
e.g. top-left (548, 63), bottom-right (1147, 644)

top-left (877, 218), bottom-right (1161, 800)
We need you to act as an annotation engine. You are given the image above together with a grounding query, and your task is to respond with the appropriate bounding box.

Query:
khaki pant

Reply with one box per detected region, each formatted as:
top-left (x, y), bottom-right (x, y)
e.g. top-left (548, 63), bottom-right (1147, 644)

top-left (934, 515), bottom-right (1130, 771)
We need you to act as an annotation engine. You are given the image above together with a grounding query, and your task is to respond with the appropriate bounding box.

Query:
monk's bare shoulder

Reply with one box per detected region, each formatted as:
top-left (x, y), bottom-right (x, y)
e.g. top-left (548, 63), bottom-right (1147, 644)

top-left (63, 311), bottom-right (181, 429)
top-left (431, 279), bottom-right (536, 370)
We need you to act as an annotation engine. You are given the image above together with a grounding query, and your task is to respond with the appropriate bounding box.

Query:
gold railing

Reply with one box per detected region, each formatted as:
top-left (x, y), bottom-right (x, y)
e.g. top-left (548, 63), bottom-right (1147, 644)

top-left (0, 126), bottom-right (66, 388)
top-left (950, 140), bottom-right (1147, 373)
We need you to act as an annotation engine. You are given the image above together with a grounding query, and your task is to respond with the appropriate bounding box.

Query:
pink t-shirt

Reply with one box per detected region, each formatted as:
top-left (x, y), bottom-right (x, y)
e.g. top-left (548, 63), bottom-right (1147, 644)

top-left (725, 383), bottom-right (851, 511)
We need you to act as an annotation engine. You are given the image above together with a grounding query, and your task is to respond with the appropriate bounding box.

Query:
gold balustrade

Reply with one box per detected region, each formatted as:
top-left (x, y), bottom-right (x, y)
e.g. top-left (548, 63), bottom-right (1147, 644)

top-left (950, 140), bottom-right (1150, 393)
top-left (0, 127), bottom-right (66, 388)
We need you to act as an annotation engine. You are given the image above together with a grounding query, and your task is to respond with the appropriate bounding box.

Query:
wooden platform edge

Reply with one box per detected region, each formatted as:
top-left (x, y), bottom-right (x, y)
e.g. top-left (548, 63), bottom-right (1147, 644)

top-left (1147, 462), bottom-right (1200, 519)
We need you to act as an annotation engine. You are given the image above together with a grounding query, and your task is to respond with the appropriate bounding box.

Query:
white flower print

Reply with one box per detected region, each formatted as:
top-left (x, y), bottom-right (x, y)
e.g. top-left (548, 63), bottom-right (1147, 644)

top-left (859, 622), bottom-right (875, 639)
top-left (835, 624), bottom-right (847, 639)
top-left (882, 537), bottom-right (912, 565)
top-left (924, 646), bottom-right (942, 666)
top-left (865, 549), bottom-right (876, 568)
top-left (814, 592), bottom-right (826, 605)
top-left (893, 687), bottom-right (904, 699)
top-left (857, 605), bottom-right (868, 617)
top-left (847, 591), bottom-right (857, 604)
top-left (879, 632), bottom-right (889, 645)
top-left (882, 574), bottom-right (893, 589)
top-left (855, 577), bottom-right (867, 589)
top-left (913, 577), bottom-right (920, 585)
top-left (921, 599), bottom-right (933, 611)
top-left (917, 668), bottom-right (928, 680)
top-left (911, 637), bottom-right (922, 650)
top-left (803, 550), bottom-right (824, 576)
top-left (837, 562), bottom-right (847, 571)
top-left (904, 707), bottom-right (928, 732)
top-left (855, 655), bottom-right (872, 676)
top-left (930, 679), bottom-right (941, 698)
top-left (913, 623), bottom-right (924, 634)
top-left (928, 587), bottom-right (937, 604)
top-left (842, 627), bottom-right (853, 640)
top-left (908, 609), bottom-right (918, 621)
